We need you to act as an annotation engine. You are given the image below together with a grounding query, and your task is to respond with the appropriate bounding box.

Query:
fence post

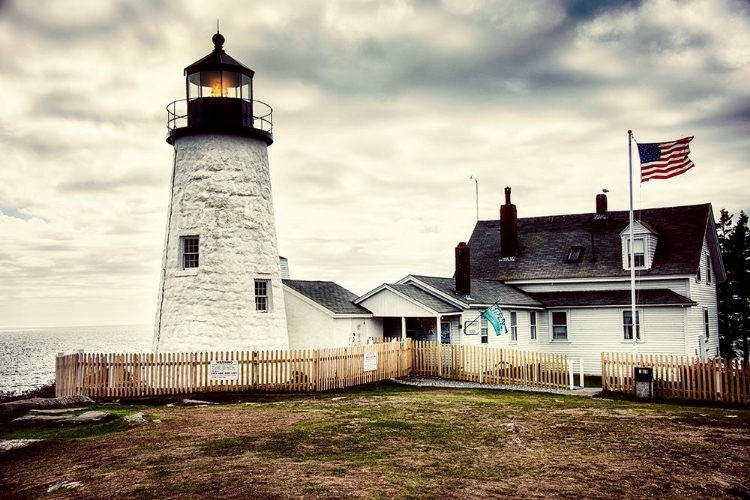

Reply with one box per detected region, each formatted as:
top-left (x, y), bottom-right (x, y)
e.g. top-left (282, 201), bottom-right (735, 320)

top-left (56, 352), bottom-right (63, 397)
top-left (76, 349), bottom-right (85, 396)
top-left (568, 360), bottom-right (574, 390)
top-left (252, 348), bottom-right (259, 391)
top-left (579, 359), bottom-right (584, 389)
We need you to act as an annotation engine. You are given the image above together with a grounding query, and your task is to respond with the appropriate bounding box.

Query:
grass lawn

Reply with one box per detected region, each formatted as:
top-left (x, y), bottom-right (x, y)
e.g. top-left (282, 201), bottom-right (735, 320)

top-left (1, 382), bottom-right (749, 499)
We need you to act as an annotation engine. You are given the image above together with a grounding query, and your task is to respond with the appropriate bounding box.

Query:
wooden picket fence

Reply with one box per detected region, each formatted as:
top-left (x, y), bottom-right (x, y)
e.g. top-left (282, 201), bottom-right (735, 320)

top-left (55, 341), bottom-right (412, 398)
top-left (601, 352), bottom-right (750, 404)
top-left (411, 341), bottom-right (569, 389)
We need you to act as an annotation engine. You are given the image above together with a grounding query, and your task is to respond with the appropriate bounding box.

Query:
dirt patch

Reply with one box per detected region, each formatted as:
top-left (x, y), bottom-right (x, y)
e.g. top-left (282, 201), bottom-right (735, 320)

top-left (1, 385), bottom-right (749, 499)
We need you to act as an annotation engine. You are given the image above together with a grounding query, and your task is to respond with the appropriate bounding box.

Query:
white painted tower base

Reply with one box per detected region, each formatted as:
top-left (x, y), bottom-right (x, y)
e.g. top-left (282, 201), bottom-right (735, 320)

top-left (153, 134), bottom-right (289, 353)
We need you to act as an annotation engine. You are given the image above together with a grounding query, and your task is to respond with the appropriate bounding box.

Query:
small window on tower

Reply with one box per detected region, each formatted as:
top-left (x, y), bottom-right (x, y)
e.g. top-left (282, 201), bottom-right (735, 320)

top-left (180, 236), bottom-right (199, 270)
top-left (255, 279), bottom-right (271, 313)
top-left (567, 246), bottom-right (584, 262)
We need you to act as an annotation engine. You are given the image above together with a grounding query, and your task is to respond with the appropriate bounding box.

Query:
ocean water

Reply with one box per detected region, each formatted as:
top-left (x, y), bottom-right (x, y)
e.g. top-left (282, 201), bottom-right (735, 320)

top-left (0, 325), bottom-right (152, 395)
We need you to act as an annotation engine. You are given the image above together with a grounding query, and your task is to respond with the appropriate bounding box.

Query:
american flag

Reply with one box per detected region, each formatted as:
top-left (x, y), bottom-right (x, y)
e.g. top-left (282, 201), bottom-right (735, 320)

top-left (637, 136), bottom-right (695, 182)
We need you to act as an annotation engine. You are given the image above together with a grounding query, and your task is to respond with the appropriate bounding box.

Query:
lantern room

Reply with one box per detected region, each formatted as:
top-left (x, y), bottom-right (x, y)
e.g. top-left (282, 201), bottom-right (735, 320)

top-left (166, 32), bottom-right (273, 145)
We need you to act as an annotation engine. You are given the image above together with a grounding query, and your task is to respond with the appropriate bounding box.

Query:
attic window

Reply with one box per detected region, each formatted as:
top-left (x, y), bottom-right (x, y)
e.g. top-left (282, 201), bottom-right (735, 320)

top-left (567, 246), bottom-right (584, 262)
top-left (627, 238), bottom-right (646, 269)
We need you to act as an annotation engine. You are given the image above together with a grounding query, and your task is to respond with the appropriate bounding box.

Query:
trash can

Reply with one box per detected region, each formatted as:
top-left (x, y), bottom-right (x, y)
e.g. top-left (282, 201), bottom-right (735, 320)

top-left (634, 366), bottom-right (653, 399)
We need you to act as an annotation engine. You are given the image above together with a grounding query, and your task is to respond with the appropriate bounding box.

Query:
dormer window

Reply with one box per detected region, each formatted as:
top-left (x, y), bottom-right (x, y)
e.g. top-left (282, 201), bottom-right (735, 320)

top-left (567, 246), bottom-right (584, 262)
top-left (627, 238), bottom-right (646, 269)
top-left (620, 221), bottom-right (658, 271)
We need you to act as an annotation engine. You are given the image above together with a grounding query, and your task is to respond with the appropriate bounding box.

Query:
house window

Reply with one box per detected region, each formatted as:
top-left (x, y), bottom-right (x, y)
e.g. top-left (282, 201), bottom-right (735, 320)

top-left (529, 311), bottom-right (537, 341)
top-left (180, 236), bottom-right (199, 270)
top-left (706, 254), bottom-right (712, 284)
top-left (623, 310), bottom-right (641, 340)
top-left (254, 279), bottom-right (271, 313)
top-left (510, 312), bottom-right (518, 342)
top-left (704, 309), bottom-right (709, 338)
top-left (627, 238), bottom-right (645, 268)
top-left (551, 311), bottom-right (568, 341)
top-left (480, 317), bottom-right (488, 344)
top-left (697, 261), bottom-right (702, 281)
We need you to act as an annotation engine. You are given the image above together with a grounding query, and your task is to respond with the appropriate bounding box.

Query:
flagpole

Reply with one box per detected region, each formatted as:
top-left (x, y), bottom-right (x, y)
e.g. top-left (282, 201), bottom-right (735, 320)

top-left (628, 130), bottom-right (637, 355)
top-left (470, 176), bottom-right (479, 222)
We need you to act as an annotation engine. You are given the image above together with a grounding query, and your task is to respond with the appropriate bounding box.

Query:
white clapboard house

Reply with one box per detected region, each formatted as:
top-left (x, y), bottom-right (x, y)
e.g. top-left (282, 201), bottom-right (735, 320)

top-left (347, 190), bottom-right (725, 376)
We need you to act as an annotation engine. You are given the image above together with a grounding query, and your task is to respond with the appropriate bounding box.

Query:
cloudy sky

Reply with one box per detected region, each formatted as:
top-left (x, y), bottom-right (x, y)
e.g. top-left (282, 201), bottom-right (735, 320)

top-left (1, 0), bottom-right (748, 329)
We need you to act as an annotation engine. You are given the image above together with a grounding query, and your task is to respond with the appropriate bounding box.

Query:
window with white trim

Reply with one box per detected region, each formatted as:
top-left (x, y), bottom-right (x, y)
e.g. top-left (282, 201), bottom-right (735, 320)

top-left (480, 317), bottom-right (488, 344)
top-left (254, 279), bottom-right (271, 313)
top-left (704, 308), bottom-right (710, 338)
top-left (706, 253), bottom-right (712, 284)
top-left (510, 312), bottom-right (518, 342)
top-left (180, 236), bottom-right (199, 270)
top-left (623, 310), bottom-right (640, 340)
top-left (529, 311), bottom-right (537, 341)
top-left (551, 311), bottom-right (568, 341)
top-left (627, 238), bottom-right (645, 269)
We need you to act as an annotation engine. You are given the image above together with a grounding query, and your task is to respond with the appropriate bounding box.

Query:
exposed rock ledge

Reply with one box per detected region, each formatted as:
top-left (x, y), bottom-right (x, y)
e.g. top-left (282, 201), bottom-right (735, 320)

top-left (0, 395), bottom-right (94, 415)
top-left (0, 439), bottom-right (41, 453)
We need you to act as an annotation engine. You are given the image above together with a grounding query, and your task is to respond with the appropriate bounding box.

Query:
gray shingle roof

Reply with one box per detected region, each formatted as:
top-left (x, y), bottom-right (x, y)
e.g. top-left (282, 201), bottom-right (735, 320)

top-left (407, 275), bottom-right (542, 308)
top-left (527, 289), bottom-right (696, 308)
top-left (467, 203), bottom-right (714, 281)
top-left (387, 284), bottom-right (462, 313)
top-left (283, 280), bottom-right (372, 315)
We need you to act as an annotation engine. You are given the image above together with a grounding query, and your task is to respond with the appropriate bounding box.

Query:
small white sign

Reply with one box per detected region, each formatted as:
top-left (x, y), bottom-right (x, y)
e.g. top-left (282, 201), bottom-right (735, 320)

top-left (363, 350), bottom-right (377, 371)
top-left (464, 320), bottom-right (479, 335)
top-left (210, 360), bottom-right (239, 381)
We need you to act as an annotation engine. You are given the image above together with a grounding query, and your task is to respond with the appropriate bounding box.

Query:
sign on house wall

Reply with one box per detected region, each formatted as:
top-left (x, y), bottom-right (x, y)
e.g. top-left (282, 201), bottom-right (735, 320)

top-left (464, 320), bottom-right (479, 335)
top-left (209, 360), bottom-right (239, 381)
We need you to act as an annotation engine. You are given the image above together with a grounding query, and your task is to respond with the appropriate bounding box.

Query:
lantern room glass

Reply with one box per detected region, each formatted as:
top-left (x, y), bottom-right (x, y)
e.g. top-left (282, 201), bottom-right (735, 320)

top-left (187, 71), bottom-right (252, 100)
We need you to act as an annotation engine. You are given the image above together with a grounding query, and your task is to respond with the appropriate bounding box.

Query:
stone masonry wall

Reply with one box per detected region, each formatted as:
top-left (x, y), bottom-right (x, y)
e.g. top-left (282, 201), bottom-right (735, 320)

top-left (153, 134), bottom-right (289, 353)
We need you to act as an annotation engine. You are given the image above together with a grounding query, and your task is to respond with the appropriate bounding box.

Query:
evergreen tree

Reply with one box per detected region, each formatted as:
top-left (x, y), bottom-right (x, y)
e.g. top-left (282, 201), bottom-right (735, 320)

top-left (716, 209), bottom-right (736, 358)
top-left (717, 209), bottom-right (750, 360)
top-left (734, 212), bottom-right (750, 361)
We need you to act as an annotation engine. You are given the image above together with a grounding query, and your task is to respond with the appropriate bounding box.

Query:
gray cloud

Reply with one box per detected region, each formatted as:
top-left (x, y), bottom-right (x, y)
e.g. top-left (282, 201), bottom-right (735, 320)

top-left (1, 0), bottom-right (749, 327)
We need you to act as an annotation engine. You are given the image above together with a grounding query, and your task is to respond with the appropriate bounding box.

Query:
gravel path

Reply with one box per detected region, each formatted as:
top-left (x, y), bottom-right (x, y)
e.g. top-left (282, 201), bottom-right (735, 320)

top-left (392, 376), bottom-right (602, 397)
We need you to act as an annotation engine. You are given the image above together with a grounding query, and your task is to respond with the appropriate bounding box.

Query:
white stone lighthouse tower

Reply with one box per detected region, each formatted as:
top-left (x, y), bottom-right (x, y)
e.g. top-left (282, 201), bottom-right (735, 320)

top-left (153, 32), bottom-right (289, 353)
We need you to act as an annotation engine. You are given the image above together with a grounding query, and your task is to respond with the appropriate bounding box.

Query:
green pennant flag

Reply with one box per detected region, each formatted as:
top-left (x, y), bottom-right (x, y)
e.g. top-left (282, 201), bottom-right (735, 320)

top-left (481, 303), bottom-right (508, 335)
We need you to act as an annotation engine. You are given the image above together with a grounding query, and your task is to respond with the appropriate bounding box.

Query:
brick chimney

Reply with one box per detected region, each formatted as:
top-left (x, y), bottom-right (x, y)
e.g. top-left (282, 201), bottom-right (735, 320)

top-left (455, 242), bottom-right (471, 296)
top-left (500, 187), bottom-right (518, 258)
top-left (596, 193), bottom-right (608, 215)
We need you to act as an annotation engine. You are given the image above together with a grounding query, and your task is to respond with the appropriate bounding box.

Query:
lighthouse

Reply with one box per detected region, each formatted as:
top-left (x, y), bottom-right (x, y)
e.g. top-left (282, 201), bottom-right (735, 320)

top-left (153, 32), bottom-right (289, 353)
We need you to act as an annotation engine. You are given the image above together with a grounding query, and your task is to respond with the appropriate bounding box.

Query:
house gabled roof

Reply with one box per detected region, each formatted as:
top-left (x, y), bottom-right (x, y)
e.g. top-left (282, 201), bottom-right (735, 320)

top-left (527, 289), bottom-right (696, 308)
top-left (387, 284), bottom-right (463, 313)
top-left (402, 275), bottom-right (542, 309)
top-left (283, 280), bottom-right (372, 316)
top-left (468, 203), bottom-right (726, 282)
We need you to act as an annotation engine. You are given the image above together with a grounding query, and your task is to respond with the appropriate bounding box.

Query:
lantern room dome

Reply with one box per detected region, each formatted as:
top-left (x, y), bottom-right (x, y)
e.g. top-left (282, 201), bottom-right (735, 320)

top-left (166, 32), bottom-right (273, 146)
top-left (184, 34), bottom-right (255, 79)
